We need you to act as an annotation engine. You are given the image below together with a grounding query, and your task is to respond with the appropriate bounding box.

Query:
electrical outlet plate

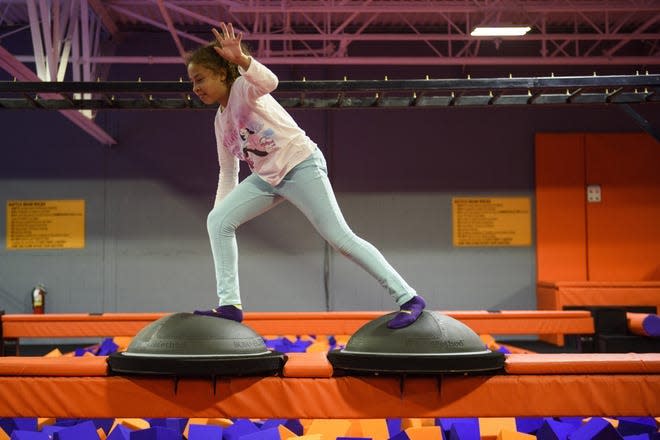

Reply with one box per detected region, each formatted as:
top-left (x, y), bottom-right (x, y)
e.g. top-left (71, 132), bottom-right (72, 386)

top-left (587, 184), bottom-right (602, 203)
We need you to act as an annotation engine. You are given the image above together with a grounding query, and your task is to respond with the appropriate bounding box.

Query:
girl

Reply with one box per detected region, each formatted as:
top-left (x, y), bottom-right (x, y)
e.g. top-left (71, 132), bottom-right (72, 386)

top-left (188, 23), bottom-right (425, 329)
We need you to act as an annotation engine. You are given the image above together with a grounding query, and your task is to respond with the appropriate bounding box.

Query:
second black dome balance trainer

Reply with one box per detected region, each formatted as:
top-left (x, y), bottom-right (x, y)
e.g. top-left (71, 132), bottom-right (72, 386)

top-left (107, 312), bottom-right (285, 377)
top-left (327, 311), bottom-right (505, 374)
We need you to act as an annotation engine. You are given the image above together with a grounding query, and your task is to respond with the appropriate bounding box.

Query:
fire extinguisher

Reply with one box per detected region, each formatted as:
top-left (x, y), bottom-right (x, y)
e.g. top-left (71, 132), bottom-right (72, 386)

top-left (31, 284), bottom-right (47, 314)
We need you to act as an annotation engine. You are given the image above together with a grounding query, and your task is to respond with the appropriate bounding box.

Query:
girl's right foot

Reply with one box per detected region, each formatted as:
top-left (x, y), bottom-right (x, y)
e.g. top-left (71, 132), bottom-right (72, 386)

top-left (193, 305), bottom-right (243, 323)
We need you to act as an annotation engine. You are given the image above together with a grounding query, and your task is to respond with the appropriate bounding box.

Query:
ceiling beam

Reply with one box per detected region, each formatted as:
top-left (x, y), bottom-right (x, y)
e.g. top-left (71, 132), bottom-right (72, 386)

top-left (0, 44), bottom-right (116, 145)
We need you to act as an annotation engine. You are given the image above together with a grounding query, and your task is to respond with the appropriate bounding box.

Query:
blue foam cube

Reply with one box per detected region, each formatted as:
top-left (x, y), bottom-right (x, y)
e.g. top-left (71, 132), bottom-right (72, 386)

top-left (223, 419), bottom-right (258, 440)
top-left (42, 426), bottom-right (67, 438)
top-left (568, 418), bottom-right (622, 440)
top-left (130, 427), bottom-right (180, 440)
top-left (13, 420), bottom-right (38, 432)
top-left (97, 338), bottom-right (119, 356)
top-left (188, 425), bottom-right (223, 440)
top-left (388, 431), bottom-right (410, 440)
top-left (386, 419), bottom-right (402, 438)
top-left (448, 422), bottom-right (480, 440)
top-left (538, 419), bottom-right (578, 440)
top-left (560, 419), bottom-right (586, 429)
top-left (10, 431), bottom-right (49, 440)
top-left (107, 425), bottom-right (133, 440)
top-left (516, 418), bottom-right (545, 435)
top-left (90, 420), bottom-right (114, 436)
top-left (257, 421), bottom-right (286, 432)
top-left (617, 418), bottom-right (657, 436)
top-left (52, 421), bottom-right (100, 440)
top-left (237, 428), bottom-right (280, 440)
top-left (623, 434), bottom-right (650, 440)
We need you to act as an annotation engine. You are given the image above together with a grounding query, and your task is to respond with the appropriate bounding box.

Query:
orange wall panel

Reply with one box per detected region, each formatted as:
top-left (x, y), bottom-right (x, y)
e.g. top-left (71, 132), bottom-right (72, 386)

top-left (585, 133), bottom-right (660, 281)
top-left (535, 133), bottom-right (588, 281)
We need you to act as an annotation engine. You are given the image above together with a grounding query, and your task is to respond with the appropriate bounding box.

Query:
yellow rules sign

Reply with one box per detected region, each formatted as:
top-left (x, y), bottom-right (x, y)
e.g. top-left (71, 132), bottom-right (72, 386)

top-left (452, 197), bottom-right (531, 247)
top-left (6, 200), bottom-right (85, 250)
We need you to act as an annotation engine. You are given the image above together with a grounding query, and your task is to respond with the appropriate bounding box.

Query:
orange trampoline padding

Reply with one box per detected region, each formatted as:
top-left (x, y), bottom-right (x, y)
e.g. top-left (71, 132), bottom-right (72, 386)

top-left (505, 353), bottom-right (660, 374)
top-left (0, 374), bottom-right (658, 418)
top-left (0, 356), bottom-right (108, 377)
top-left (283, 352), bottom-right (333, 378)
top-left (2, 313), bottom-right (167, 338)
top-left (2, 310), bottom-right (594, 338)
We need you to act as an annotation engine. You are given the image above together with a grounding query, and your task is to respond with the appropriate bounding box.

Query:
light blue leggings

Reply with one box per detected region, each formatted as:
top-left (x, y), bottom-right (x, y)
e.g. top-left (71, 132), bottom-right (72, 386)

top-left (207, 148), bottom-right (417, 307)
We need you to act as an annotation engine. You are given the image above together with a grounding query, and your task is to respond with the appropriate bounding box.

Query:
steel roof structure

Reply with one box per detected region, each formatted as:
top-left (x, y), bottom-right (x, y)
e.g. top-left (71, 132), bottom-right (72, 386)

top-left (0, 0), bottom-right (658, 144)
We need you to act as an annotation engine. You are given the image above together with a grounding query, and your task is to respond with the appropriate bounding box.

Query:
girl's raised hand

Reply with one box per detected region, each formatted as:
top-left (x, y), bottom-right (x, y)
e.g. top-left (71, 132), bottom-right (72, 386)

top-left (212, 23), bottom-right (246, 64)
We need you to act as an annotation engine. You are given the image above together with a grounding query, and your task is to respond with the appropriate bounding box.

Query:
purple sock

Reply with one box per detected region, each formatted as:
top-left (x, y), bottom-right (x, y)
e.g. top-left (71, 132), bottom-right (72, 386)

top-left (387, 295), bottom-right (426, 329)
top-left (193, 305), bottom-right (243, 323)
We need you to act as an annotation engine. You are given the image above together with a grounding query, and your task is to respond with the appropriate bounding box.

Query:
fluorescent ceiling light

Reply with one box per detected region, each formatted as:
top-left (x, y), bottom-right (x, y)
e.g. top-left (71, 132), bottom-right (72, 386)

top-left (470, 26), bottom-right (531, 36)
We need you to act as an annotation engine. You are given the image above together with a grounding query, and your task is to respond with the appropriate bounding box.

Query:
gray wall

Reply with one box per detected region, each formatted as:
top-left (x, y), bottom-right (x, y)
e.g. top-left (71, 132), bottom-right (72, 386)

top-left (2, 103), bottom-right (657, 315)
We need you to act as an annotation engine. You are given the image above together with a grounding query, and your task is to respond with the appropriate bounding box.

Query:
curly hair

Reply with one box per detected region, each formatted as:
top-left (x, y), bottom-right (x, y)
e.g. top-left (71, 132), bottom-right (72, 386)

top-left (185, 41), bottom-right (250, 86)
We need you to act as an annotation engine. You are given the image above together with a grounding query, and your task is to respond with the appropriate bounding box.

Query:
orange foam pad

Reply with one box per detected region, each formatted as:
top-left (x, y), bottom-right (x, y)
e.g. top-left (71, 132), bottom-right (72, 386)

top-left (0, 373), bottom-right (658, 418)
top-left (283, 352), bottom-right (333, 378)
top-left (505, 353), bottom-right (660, 374)
top-left (2, 310), bottom-right (594, 338)
top-left (537, 281), bottom-right (660, 310)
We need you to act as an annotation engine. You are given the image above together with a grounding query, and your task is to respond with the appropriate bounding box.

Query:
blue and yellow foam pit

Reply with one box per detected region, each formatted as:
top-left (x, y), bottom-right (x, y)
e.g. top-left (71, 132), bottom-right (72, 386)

top-left (223, 419), bottom-right (259, 440)
top-left (537, 419), bottom-right (577, 440)
top-left (570, 418), bottom-right (622, 440)
top-left (9, 431), bottom-right (49, 440)
top-left (617, 418), bottom-right (657, 436)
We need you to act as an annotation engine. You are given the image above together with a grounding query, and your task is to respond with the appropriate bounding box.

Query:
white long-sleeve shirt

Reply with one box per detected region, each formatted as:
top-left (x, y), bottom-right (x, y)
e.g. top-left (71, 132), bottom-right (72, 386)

top-left (213, 59), bottom-right (316, 205)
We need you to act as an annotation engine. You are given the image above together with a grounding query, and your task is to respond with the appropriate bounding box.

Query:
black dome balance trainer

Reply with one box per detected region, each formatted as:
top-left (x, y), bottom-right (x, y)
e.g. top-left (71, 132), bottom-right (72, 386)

top-left (327, 311), bottom-right (504, 374)
top-left (108, 312), bottom-right (285, 377)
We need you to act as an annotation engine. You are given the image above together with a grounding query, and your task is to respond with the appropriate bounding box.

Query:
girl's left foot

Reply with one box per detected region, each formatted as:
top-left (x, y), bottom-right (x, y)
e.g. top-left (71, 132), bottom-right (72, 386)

top-left (193, 305), bottom-right (243, 323)
top-left (387, 295), bottom-right (426, 329)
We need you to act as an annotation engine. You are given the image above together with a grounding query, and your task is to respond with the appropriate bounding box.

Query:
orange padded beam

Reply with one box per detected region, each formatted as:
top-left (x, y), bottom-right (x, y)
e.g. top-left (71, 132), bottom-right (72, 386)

top-left (0, 373), bottom-right (657, 418)
top-left (0, 356), bottom-right (108, 377)
top-left (2, 311), bottom-right (594, 339)
top-left (505, 353), bottom-right (660, 374)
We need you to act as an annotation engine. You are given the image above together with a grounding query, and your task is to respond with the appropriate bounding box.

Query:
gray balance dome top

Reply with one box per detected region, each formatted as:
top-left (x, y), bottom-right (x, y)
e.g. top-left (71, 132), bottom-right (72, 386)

top-left (107, 312), bottom-right (285, 377)
top-left (327, 310), bottom-right (504, 374)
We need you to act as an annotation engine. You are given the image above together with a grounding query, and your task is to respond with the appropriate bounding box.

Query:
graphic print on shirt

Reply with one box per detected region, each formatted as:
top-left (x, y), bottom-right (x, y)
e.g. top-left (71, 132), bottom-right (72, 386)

top-left (239, 120), bottom-right (276, 169)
